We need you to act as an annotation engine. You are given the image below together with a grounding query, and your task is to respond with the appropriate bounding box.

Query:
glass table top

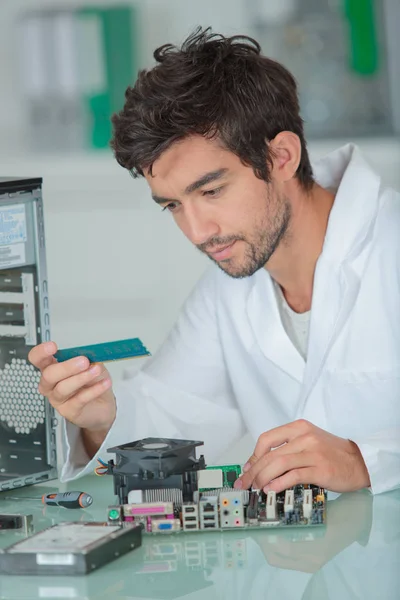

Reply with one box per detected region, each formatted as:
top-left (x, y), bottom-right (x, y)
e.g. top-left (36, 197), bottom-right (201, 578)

top-left (0, 475), bottom-right (399, 599)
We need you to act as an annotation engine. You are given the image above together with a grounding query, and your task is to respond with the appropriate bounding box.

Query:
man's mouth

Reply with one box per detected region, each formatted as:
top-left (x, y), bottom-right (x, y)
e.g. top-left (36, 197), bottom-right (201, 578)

top-left (207, 240), bottom-right (237, 261)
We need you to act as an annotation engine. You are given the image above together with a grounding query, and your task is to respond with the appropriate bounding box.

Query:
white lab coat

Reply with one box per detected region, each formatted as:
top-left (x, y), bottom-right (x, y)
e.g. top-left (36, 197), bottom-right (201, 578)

top-left (62, 144), bottom-right (400, 495)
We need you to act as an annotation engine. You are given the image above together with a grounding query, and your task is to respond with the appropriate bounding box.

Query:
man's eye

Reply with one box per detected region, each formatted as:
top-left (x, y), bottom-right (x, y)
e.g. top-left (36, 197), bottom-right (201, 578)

top-left (161, 203), bottom-right (177, 212)
top-left (203, 187), bottom-right (223, 197)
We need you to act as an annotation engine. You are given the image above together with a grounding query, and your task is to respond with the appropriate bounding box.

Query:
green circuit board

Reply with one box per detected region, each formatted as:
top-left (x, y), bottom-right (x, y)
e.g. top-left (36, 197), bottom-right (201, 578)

top-left (200, 464), bottom-right (242, 491)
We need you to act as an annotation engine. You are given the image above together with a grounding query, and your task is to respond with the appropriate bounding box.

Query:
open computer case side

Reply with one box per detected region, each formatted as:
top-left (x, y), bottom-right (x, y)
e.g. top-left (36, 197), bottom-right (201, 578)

top-left (0, 177), bottom-right (58, 490)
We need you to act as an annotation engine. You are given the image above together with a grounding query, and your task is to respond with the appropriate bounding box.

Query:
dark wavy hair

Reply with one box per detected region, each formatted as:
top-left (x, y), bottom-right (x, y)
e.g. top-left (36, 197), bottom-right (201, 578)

top-left (111, 27), bottom-right (314, 189)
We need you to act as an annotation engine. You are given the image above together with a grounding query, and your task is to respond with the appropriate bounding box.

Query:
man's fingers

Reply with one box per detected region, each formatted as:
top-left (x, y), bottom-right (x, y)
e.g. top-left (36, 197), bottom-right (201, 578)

top-left (263, 466), bottom-right (318, 494)
top-left (239, 436), bottom-right (309, 488)
top-left (51, 363), bottom-right (109, 405)
top-left (243, 455), bottom-right (257, 472)
top-left (57, 378), bottom-right (113, 420)
top-left (76, 378), bottom-right (112, 407)
top-left (39, 356), bottom-right (91, 395)
top-left (237, 450), bottom-right (315, 491)
top-left (246, 420), bottom-right (314, 466)
top-left (243, 436), bottom-right (288, 474)
top-left (28, 341), bottom-right (58, 371)
top-left (254, 451), bottom-right (315, 491)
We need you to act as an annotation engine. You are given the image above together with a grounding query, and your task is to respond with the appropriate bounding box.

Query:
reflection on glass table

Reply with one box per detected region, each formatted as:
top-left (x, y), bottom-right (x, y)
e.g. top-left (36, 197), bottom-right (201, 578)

top-left (0, 478), bottom-right (399, 600)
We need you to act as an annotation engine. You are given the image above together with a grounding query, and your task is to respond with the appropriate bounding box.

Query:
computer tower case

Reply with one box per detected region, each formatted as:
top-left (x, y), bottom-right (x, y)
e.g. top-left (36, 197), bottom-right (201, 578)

top-left (0, 177), bottom-right (57, 490)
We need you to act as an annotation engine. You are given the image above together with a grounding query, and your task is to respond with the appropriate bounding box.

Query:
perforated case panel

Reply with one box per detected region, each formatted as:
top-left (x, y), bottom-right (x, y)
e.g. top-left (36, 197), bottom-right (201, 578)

top-left (0, 358), bottom-right (44, 434)
top-left (0, 178), bottom-right (57, 489)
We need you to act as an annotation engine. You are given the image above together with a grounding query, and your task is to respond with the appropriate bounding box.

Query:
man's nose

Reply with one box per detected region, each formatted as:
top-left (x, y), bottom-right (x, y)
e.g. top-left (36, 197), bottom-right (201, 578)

top-left (181, 206), bottom-right (220, 246)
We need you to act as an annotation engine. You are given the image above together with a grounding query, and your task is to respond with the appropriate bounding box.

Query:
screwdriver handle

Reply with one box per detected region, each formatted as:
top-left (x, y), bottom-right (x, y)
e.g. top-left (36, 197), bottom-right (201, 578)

top-left (42, 491), bottom-right (93, 509)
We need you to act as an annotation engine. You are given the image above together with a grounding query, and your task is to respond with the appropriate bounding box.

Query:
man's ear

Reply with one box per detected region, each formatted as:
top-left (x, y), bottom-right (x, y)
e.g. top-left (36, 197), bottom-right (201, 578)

top-left (269, 132), bottom-right (302, 184)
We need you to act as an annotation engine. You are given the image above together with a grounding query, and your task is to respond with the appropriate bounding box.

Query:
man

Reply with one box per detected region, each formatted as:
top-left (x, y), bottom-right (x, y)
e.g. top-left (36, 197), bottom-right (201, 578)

top-left (29, 29), bottom-right (400, 494)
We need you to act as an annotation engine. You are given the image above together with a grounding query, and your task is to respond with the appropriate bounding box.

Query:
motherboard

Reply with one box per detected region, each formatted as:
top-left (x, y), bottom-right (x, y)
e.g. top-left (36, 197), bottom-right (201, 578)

top-left (104, 437), bottom-right (327, 535)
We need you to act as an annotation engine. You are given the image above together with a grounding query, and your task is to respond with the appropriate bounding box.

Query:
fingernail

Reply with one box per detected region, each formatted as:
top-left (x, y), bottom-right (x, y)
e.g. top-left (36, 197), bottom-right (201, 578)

top-left (44, 342), bottom-right (55, 354)
top-left (89, 365), bottom-right (100, 375)
top-left (75, 357), bottom-right (88, 369)
top-left (234, 479), bottom-right (243, 490)
top-left (263, 485), bottom-right (271, 493)
top-left (243, 462), bottom-right (251, 473)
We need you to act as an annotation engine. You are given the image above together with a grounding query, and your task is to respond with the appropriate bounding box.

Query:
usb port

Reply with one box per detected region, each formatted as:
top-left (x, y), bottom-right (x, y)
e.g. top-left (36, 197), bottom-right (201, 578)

top-left (184, 524), bottom-right (197, 529)
top-left (203, 515), bottom-right (216, 521)
top-left (184, 516), bottom-right (197, 522)
top-left (203, 523), bottom-right (216, 529)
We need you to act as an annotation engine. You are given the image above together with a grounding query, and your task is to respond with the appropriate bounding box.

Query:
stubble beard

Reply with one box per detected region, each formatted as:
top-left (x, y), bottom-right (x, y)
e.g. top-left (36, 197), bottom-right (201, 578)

top-left (198, 191), bottom-right (292, 279)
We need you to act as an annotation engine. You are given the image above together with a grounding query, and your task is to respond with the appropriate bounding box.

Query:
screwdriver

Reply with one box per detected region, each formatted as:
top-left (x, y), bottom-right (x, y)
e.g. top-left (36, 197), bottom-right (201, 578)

top-left (42, 491), bottom-right (93, 509)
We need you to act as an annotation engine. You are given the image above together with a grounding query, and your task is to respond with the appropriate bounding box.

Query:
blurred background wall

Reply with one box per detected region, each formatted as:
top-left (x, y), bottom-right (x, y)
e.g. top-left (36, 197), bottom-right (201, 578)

top-left (0, 0), bottom-right (399, 461)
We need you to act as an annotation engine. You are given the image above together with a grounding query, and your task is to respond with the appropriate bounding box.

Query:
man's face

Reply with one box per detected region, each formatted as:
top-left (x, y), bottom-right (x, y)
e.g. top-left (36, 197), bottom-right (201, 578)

top-left (145, 135), bottom-right (291, 278)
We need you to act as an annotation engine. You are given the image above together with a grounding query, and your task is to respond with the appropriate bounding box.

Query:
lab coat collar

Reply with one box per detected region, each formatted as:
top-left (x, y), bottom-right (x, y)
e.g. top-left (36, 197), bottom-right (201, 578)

top-left (314, 143), bottom-right (381, 265)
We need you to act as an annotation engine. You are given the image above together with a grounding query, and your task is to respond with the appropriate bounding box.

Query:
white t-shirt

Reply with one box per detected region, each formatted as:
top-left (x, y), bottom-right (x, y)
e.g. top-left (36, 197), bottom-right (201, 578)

top-left (273, 282), bottom-right (311, 361)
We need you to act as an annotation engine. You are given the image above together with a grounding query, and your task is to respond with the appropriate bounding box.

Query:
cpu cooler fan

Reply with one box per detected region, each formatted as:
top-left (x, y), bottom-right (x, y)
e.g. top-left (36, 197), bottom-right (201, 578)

top-left (107, 438), bottom-right (206, 505)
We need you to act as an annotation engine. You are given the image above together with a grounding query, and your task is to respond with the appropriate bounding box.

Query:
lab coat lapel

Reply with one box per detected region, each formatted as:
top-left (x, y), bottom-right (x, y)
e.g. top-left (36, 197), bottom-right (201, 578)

top-left (247, 145), bottom-right (381, 403)
top-left (297, 144), bottom-right (381, 412)
top-left (298, 260), bottom-right (360, 412)
top-left (247, 271), bottom-right (305, 383)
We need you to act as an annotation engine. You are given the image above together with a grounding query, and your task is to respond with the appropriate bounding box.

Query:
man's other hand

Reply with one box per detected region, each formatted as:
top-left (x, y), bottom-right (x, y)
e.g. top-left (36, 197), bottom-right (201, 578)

top-left (234, 419), bottom-right (371, 493)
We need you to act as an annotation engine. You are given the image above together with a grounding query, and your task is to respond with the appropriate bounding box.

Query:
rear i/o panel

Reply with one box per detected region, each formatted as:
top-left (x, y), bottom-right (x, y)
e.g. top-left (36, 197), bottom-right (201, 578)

top-left (108, 483), bottom-right (326, 535)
